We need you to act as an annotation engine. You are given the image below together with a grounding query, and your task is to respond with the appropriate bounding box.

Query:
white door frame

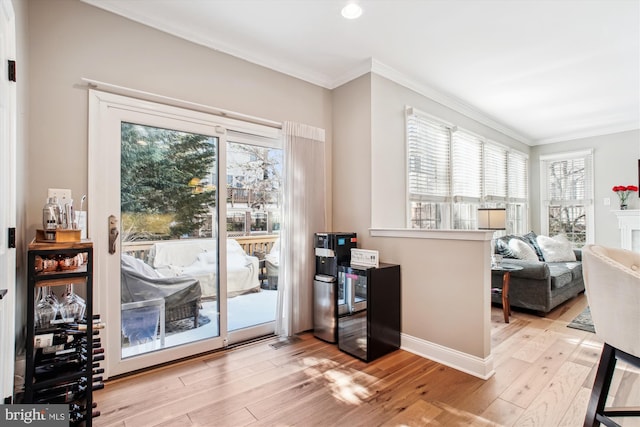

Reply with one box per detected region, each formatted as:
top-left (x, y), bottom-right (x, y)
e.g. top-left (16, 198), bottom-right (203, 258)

top-left (88, 90), bottom-right (281, 377)
top-left (0, 0), bottom-right (16, 401)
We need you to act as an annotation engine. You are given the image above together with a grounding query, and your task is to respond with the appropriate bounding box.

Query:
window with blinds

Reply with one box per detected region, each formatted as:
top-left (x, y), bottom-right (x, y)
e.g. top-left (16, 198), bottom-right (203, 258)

top-left (452, 130), bottom-right (482, 201)
top-left (407, 113), bottom-right (450, 200)
top-left (406, 107), bottom-right (529, 232)
top-left (484, 144), bottom-right (507, 201)
top-left (540, 151), bottom-right (593, 246)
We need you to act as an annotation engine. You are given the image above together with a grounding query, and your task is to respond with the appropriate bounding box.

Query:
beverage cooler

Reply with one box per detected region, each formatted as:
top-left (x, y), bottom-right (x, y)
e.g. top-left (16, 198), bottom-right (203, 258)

top-left (337, 263), bottom-right (401, 362)
top-left (313, 232), bottom-right (357, 343)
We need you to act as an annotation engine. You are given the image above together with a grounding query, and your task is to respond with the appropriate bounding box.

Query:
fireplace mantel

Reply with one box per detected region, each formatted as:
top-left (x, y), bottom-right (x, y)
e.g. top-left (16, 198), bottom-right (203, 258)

top-left (613, 209), bottom-right (640, 252)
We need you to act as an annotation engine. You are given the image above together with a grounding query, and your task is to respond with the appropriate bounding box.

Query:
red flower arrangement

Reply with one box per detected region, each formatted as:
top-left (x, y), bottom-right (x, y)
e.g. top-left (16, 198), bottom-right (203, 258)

top-left (612, 185), bottom-right (638, 208)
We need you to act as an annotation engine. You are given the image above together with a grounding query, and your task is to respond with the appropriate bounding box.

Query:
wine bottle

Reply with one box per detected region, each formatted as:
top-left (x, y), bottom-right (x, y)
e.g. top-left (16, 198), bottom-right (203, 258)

top-left (34, 331), bottom-right (74, 348)
top-left (33, 378), bottom-right (89, 401)
top-left (34, 353), bottom-right (89, 380)
top-left (38, 334), bottom-right (90, 357)
top-left (34, 384), bottom-right (87, 404)
top-left (68, 322), bottom-right (106, 331)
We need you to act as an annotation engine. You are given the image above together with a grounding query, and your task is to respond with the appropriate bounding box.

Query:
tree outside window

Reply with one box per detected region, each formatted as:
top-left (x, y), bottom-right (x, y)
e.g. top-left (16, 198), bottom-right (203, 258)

top-left (121, 122), bottom-right (216, 241)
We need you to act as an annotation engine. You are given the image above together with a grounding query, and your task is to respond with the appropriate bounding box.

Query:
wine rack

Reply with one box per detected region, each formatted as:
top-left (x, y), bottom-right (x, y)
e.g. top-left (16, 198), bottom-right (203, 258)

top-left (25, 239), bottom-right (101, 426)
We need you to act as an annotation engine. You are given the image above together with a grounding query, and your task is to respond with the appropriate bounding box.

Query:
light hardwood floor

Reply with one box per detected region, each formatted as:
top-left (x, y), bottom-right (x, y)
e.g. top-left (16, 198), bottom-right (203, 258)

top-left (94, 293), bottom-right (640, 426)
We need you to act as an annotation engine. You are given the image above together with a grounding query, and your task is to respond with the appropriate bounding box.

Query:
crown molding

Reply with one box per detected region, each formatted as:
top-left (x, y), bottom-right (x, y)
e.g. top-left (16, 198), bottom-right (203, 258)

top-left (531, 123), bottom-right (640, 145)
top-left (81, 0), bottom-right (336, 88)
top-left (369, 59), bottom-right (531, 145)
top-left (328, 58), bottom-right (374, 89)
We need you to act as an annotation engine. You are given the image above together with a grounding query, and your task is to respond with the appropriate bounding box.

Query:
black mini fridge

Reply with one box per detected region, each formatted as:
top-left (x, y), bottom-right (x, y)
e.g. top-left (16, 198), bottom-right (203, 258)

top-left (337, 263), bottom-right (401, 362)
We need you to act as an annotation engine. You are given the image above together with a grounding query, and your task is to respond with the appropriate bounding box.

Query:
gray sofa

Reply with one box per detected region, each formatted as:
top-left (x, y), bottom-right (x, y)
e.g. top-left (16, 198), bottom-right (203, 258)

top-left (491, 234), bottom-right (585, 315)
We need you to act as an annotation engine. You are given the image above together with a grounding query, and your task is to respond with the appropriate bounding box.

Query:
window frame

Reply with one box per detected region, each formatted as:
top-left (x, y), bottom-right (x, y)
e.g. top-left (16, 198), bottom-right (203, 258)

top-left (539, 149), bottom-right (594, 247)
top-left (405, 106), bottom-right (529, 233)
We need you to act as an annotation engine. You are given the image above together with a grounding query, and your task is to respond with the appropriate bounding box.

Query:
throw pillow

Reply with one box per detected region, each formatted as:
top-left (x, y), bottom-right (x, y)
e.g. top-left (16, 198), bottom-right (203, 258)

top-left (508, 238), bottom-right (539, 261)
top-left (495, 235), bottom-right (517, 258)
top-left (536, 234), bottom-right (576, 262)
top-left (522, 231), bottom-right (546, 261)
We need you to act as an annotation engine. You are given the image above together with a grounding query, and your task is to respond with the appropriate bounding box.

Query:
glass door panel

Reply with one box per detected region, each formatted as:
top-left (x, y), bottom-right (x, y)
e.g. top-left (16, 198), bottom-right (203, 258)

top-left (120, 122), bottom-right (219, 358)
top-left (226, 142), bottom-right (282, 334)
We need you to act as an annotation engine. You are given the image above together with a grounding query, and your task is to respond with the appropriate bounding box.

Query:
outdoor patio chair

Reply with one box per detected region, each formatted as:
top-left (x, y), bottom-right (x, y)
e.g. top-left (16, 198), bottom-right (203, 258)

top-left (121, 254), bottom-right (202, 329)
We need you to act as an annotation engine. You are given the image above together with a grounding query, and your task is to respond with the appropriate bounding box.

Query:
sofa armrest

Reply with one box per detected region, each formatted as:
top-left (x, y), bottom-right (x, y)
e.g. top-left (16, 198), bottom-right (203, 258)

top-left (574, 249), bottom-right (582, 261)
top-left (499, 259), bottom-right (550, 280)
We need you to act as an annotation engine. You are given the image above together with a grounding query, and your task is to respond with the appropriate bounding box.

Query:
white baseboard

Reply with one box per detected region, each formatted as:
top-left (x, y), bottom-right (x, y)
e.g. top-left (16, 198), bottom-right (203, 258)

top-left (401, 333), bottom-right (495, 380)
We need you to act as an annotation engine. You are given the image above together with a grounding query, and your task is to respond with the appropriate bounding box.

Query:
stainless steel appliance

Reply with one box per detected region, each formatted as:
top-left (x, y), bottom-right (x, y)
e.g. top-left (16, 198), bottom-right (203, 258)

top-left (313, 232), bottom-right (357, 343)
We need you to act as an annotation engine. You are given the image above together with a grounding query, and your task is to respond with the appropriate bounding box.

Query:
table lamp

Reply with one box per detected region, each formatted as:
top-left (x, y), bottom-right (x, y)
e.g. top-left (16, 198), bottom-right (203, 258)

top-left (478, 208), bottom-right (506, 267)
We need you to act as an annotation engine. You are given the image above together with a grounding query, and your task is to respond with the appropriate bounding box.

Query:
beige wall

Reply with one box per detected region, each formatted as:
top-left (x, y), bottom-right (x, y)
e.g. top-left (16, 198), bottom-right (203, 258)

top-left (530, 130), bottom-right (640, 247)
top-left (332, 74), bottom-right (371, 237)
top-left (17, 0), bottom-right (332, 349)
top-left (25, 0), bottom-right (332, 240)
top-left (331, 74), bottom-right (526, 365)
top-left (15, 0), bottom-right (639, 378)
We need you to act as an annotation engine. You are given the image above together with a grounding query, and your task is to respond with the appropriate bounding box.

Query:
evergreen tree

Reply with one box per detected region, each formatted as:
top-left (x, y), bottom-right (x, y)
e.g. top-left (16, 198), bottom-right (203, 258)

top-left (121, 123), bottom-right (216, 240)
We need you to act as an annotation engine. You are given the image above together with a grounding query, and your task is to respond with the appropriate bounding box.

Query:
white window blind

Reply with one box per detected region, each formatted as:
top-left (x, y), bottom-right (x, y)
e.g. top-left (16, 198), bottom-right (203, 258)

top-left (545, 157), bottom-right (590, 205)
top-left (508, 151), bottom-right (528, 202)
top-left (407, 112), bottom-right (450, 201)
top-left (406, 106), bottom-right (529, 233)
top-left (451, 130), bottom-right (482, 201)
top-left (484, 143), bottom-right (508, 201)
top-left (540, 150), bottom-right (594, 246)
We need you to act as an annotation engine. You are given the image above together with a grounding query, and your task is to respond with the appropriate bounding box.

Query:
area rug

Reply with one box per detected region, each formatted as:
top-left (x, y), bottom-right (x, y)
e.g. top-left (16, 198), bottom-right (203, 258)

top-left (567, 306), bottom-right (595, 333)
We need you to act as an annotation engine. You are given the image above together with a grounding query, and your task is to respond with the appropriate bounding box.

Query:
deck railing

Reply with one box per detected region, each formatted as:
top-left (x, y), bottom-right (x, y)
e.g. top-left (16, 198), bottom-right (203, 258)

top-left (121, 234), bottom-right (278, 262)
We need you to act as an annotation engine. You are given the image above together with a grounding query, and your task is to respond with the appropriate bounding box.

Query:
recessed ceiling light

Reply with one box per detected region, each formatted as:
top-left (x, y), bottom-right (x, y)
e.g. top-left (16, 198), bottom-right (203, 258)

top-left (341, 2), bottom-right (363, 20)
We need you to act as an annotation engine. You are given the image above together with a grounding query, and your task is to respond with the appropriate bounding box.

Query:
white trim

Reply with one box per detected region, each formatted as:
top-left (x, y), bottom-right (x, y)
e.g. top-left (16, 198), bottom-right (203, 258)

top-left (406, 105), bottom-right (455, 129)
top-left (401, 333), bottom-right (495, 380)
top-left (539, 149), bottom-right (594, 161)
top-left (0, 0), bottom-right (16, 401)
top-left (331, 57), bottom-right (374, 89)
top-left (539, 149), bottom-right (595, 244)
top-left (89, 91), bottom-right (231, 377)
top-left (532, 124), bottom-right (640, 146)
top-left (372, 59), bottom-right (530, 145)
top-left (81, 78), bottom-right (282, 132)
top-left (370, 228), bottom-right (494, 241)
top-left (80, 1), bottom-right (337, 89)
top-left (612, 210), bottom-right (640, 252)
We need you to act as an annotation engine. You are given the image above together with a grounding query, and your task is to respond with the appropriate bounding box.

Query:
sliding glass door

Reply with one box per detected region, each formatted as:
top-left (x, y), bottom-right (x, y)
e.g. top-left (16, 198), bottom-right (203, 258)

top-left (120, 123), bottom-right (220, 359)
top-left (89, 91), bottom-right (282, 377)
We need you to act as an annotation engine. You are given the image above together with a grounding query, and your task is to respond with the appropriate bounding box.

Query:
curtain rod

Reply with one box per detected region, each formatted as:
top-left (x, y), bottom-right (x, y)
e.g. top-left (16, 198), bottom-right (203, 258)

top-left (79, 78), bottom-right (282, 130)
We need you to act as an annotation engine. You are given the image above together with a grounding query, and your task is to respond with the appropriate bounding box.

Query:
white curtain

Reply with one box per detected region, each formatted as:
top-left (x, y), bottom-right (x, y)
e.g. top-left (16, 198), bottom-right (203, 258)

top-left (275, 122), bottom-right (327, 336)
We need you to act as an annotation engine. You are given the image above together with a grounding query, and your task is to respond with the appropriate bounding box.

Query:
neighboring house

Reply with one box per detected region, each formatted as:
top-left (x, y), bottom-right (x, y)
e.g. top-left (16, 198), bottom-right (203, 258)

top-left (5, 0), bottom-right (639, 395)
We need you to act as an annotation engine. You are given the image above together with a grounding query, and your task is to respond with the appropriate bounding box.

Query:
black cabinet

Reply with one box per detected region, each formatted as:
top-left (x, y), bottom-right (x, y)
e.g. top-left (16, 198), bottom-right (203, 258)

top-left (337, 263), bottom-right (400, 362)
top-left (25, 240), bottom-right (100, 425)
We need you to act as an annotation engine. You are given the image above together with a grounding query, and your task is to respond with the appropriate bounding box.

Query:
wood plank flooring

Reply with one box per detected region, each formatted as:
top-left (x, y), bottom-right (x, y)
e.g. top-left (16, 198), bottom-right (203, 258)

top-left (93, 294), bottom-right (640, 426)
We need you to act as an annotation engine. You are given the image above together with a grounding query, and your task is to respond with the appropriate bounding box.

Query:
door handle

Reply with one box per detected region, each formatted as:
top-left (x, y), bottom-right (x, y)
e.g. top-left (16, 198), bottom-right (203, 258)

top-left (108, 215), bottom-right (119, 255)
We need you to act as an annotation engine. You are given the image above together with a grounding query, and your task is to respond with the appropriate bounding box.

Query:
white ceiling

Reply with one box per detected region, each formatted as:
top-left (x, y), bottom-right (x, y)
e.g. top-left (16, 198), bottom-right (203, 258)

top-left (82, 0), bottom-right (640, 145)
